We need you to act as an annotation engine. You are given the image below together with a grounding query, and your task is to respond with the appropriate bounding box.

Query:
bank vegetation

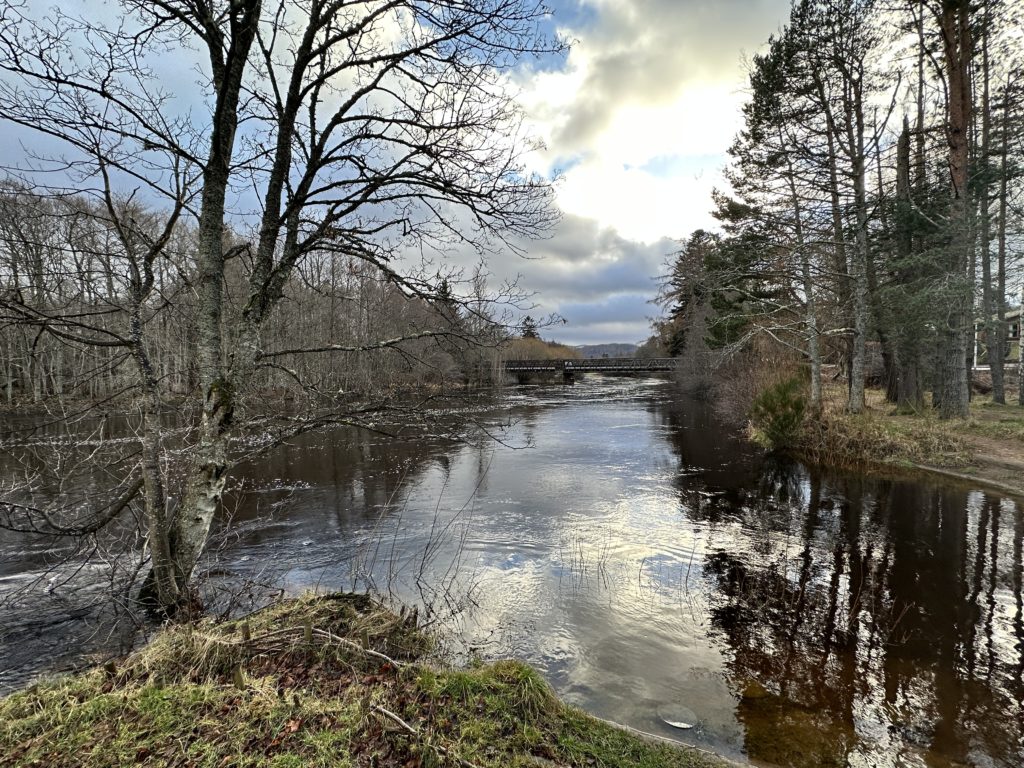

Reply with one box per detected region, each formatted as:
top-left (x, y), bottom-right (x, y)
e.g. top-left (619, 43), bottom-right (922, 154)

top-left (0, 593), bottom-right (729, 768)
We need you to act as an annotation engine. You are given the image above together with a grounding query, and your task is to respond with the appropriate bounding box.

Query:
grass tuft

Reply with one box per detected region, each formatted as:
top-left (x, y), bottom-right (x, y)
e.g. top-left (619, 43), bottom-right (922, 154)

top-left (1, 594), bottom-right (729, 768)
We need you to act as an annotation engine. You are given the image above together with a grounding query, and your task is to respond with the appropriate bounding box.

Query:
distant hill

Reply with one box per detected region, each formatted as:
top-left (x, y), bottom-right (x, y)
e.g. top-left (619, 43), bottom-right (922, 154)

top-left (574, 343), bottom-right (639, 359)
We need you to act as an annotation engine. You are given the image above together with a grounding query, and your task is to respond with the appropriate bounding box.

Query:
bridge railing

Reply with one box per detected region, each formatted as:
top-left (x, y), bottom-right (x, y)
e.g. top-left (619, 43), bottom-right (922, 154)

top-left (502, 357), bottom-right (677, 373)
top-left (501, 359), bottom-right (563, 371)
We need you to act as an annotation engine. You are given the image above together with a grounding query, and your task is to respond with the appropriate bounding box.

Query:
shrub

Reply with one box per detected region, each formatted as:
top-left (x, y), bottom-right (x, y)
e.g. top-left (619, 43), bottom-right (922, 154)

top-left (749, 376), bottom-right (808, 450)
top-left (712, 336), bottom-right (806, 425)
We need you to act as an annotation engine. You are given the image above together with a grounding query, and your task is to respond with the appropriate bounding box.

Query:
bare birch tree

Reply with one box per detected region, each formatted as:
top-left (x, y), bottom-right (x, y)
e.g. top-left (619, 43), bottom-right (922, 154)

top-left (0, 0), bottom-right (560, 615)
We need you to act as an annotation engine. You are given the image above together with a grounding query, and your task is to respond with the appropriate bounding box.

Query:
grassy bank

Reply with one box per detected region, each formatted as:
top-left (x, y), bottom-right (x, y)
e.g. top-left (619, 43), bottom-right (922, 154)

top-left (0, 594), bottom-right (730, 768)
top-left (782, 387), bottom-right (1024, 495)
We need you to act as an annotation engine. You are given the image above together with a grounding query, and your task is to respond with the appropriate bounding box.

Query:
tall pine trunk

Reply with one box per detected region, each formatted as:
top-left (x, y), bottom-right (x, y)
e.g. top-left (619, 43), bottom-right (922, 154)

top-left (781, 128), bottom-right (822, 409)
top-left (978, 16), bottom-right (1005, 403)
top-left (845, 74), bottom-right (871, 415)
top-left (937, 0), bottom-right (974, 419)
top-left (894, 119), bottom-right (924, 411)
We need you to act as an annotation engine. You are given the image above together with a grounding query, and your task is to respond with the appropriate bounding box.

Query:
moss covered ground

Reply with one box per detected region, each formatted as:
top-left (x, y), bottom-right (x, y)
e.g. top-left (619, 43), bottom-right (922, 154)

top-left (0, 594), bottom-right (731, 768)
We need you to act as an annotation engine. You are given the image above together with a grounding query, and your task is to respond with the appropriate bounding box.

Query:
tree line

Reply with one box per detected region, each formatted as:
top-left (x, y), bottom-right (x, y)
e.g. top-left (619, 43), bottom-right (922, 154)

top-left (0, 181), bottom-right (521, 405)
top-left (654, 0), bottom-right (1024, 417)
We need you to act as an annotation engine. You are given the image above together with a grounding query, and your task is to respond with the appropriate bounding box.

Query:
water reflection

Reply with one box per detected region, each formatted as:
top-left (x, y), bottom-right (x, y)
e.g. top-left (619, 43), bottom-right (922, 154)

top-left (655, 398), bottom-right (1024, 766)
top-left (1, 377), bottom-right (1022, 767)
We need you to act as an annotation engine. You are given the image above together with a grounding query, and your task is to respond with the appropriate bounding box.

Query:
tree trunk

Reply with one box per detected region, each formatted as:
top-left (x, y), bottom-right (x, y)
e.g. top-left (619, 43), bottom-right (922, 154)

top-left (894, 119), bottom-right (924, 411)
top-left (154, 4), bottom-right (260, 615)
top-left (815, 77), bottom-right (852, 398)
top-left (845, 75), bottom-right (870, 415)
top-left (937, 0), bottom-right (973, 420)
top-left (168, 182), bottom-right (235, 611)
top-left (132, 304), bottom-right (179, 611)
top-left (781, 127), bottom-right (821, 410)
top-left (992, 73), bottom-right (1012, 404)
top-left (978, 16), bottom-right (999, 401)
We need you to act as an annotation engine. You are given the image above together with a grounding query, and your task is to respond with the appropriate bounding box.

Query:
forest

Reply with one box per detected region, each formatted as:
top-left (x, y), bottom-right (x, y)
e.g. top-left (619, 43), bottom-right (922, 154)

top-left (652, 0), bottom-right (1024, 422)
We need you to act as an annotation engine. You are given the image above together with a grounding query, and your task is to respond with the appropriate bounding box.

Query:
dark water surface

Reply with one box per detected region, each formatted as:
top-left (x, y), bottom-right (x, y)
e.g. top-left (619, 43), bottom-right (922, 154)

top-left (2, 376), bottom-right (1023, 766)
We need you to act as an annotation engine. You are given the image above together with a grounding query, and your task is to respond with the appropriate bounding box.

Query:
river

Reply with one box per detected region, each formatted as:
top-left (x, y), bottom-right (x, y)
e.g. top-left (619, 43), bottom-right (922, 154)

top-left (2, 376), bottom-right (1022, 767)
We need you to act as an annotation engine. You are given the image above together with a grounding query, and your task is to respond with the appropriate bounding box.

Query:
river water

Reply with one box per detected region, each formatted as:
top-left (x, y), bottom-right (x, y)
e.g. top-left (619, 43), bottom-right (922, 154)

top-left (2, 376), bottom-right (1023, 766)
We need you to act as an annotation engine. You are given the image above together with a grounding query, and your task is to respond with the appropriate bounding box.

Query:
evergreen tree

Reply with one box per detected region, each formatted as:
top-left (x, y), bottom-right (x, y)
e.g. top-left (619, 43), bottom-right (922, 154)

top-left (520, 316), bottom-right (540, 340)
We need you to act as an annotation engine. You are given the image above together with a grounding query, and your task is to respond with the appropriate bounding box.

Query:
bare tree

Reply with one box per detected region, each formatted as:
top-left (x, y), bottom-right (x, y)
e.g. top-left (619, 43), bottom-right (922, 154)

top-left (0, 0), bottom-right (560, 615)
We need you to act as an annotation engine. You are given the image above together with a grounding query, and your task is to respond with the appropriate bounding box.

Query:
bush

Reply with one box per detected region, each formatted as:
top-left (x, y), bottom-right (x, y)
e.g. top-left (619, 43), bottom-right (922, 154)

top-left (750, 376), bottom-right (807, 450)
top-left (712, 336), bottom-right (806, 425)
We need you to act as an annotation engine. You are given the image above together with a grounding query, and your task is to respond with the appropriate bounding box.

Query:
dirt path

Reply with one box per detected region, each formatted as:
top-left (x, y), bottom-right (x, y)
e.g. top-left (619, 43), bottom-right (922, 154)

top-left (932, 433), bottom-right (1024, 497)
top-left (826, 387), bottom-right (1024, 499)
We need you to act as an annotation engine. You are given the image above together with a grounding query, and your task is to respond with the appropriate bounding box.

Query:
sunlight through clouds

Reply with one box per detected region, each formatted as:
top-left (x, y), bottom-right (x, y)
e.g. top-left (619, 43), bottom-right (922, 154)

top-left (506, 0), bottom-right (790, 341)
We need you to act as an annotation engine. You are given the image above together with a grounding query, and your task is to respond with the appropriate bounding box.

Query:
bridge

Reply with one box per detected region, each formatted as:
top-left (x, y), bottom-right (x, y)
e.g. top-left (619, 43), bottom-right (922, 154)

top-left (503, 357), bottom-right (677, 381)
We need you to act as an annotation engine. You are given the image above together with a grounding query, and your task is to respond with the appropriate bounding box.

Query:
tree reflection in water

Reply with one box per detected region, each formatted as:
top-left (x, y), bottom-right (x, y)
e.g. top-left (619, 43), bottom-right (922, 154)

top-left (660, 396), bottom-right (1024, 767)
top-left (5, 381), bottom-right (1023, 768)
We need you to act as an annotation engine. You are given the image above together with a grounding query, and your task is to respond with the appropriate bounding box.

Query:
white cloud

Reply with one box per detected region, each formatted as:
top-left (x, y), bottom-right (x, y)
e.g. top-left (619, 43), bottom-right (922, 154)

top-left (518, 1), bottom-right (792, 236)
top-left (497, 0), bottom-right (790, 341)
top-left (555, 157), bottom-right (721, 243)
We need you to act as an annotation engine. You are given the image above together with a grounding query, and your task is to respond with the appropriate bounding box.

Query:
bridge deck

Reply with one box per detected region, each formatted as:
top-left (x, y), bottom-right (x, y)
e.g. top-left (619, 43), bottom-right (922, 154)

top-left (503, 357), bottom-right (677, 373)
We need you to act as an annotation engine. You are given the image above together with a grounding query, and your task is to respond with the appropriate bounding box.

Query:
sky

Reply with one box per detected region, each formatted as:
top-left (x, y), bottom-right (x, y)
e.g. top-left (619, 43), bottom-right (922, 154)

top-left (504, 0), bottom-right (792, 346)
top-left (3, 0), bottom-right (793, 347)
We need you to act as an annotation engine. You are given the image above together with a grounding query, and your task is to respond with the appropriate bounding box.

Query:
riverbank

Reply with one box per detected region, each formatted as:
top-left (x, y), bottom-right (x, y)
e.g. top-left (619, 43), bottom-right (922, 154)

top-left (791, 386), bottom-right (1024, 497)
top-left (0, 594), bottom-right (732, 768)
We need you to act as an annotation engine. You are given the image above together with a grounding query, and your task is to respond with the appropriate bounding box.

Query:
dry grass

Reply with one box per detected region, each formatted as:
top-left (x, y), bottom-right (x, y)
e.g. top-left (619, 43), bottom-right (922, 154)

top-left (789, 385), bottom-right (1024, 480)
top-left (113, 592), bottom-right (429, 688)
top-left (797, 408), bottom-right (970, 469)
top-left (1, 594), bottom-right (730, 768)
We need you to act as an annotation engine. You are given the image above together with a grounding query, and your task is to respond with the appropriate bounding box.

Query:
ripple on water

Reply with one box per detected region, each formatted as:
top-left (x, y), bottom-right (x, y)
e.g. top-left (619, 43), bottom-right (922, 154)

top-left (3, 378), bottom-right (1024, 767)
